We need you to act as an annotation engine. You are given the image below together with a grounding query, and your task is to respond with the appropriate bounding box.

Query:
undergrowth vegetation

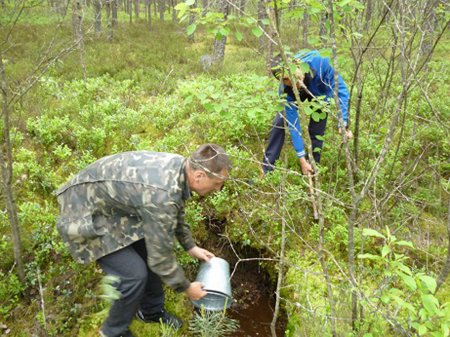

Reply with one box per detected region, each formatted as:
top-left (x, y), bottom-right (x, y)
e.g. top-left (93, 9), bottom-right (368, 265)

top-left (0, 2), bottom-right (449, 337)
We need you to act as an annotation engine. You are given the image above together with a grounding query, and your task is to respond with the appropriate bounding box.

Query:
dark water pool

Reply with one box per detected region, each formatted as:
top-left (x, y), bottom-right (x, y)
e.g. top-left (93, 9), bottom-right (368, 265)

top-left (227, 259), bottom-right (286, 337)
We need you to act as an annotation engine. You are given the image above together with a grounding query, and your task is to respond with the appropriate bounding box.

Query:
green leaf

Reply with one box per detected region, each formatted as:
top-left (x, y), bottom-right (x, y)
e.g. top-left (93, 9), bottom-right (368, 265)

top-left (316, 135), bottom-right (324, 141)
top-left (246, 17), bottom-right (256, 25)
top-left (399, 272), bottom-right (417, 291)
top-left (396, 262), bottom-right (412, 276)
top-left (394, 240), bottom-right (414, 248)
top-left (311, 112), bottom-right (321, 122)
top-left (175, 3), bottom-right (188, 11)
top-left (252, 27), bottom-right (263, 38)
top-left (318, 48), bottom-right (332, 58)
top-left (220, 27), bottom-right (230, 36)
top-left (421, 294), bottom-right (439, 315)
top-left (299, 62), bottom-right (310, 74)
top-left (418, 275), bottom-right (437, 294)
top-left (308, 37), bottom-right (319, 45)
top-left (357, 253), bottom-right (380, 260)
top-left (235, 31), bottom-right (243, 42)
top-left (442, 323), bottom-right (449, 337)
top-left (418, 325), bottom-right (428, 336)
top-left (204, 103), bottom-right (214, 112)
top-left (185, 0), bottom-right (195, 5)
top-left (382, 245), bottom-right (391, 257)
top-left (337, 0), bottom-right (353, 6)
top-left (303, 106), bottom-right (313, 116)
top-left (186, 24), bottom-right (197, 36)
top-left (261, 18), bottom-right (270, 25)
top-left (362, 228), bottom-right (385, 239)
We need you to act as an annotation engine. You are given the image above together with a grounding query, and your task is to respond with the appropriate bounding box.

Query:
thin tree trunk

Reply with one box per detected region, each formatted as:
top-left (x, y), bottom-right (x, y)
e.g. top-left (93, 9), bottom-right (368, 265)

top-left (270, 160), bottom-right (287, 337)
top-left (257, 0), bottom-right (267, 53)
top-left (146, 0), bottom-right (151, 29)
top-left (158, 0), bottom-right (164, 21)
top-left (112, 0), bottom-right (118, 27)
top-left (319, 12), bottom-right (327, 46)
top-left (436, 201), bottom-right (450, 292)
top-left (171, 0), bottom-right (177, 22)
top-left (94, 0), bottom-right (102, 32)
top-left (134, 0), bottom-right (139, 19)
top-left (72, 1), bottom-right (86, 80)
top-left (302, 10), bottom-right (308, 48)
top-left (202, 0), bottom-right (208, 16)
top-left (72, 1), bottom-right (83, 43)
top-left (0, 55), bottom-right (25, 283)
top-left (211, 0), bottom-right (229, 67)
top-left (421, 0), bottom-right (438, 55)
top-left (353, 73), bottom-right (363, 167)
top-left (188, 0), bottom-right (196, 43)
top-left (105, 0), bottom-right (113, 41)
top-left (364, 0), bottom-right (373, 29)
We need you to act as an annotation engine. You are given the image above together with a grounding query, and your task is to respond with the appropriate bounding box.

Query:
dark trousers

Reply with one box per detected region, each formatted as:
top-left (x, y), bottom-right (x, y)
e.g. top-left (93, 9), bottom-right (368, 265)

top-left (262, 112), bottom-right (328, 173)
top-left (97, 239), bottom-right (164, 337)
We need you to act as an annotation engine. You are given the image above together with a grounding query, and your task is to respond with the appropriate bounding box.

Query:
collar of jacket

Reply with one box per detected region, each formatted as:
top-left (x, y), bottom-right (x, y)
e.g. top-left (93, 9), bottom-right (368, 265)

top-left (180, 159), bottom-right (191, 201)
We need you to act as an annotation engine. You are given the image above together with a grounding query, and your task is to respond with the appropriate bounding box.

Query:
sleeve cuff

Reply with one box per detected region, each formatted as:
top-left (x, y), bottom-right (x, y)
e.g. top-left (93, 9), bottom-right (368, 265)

top-left (181, 241), bottom-right (196, 252)
top-left (296, 151), bottom-right (306, 158)
top-left (174, 278), bottom-right (191, 293)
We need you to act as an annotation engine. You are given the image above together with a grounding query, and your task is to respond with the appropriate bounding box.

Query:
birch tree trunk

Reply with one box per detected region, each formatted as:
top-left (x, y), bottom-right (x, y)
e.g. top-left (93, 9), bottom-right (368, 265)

top-left (158, 0), bottom-right (165, 21)
top-left (146, 0), bottom-right (152, 29)
top-left (211, 0), bottom-right (229, 67)
top-left (94, 0), bottom-right (102, 32)
top-left (112, 0), bottom-right (118, 27)
top-left (105, 0), bottom-right (113, 41)
top-left (72, 1), bottom-right (83, 43)
top-left (171, 0), bottom-right (177, 22)
top-left (134, 0), bottom-right (139, 19)
top-left (128, 0), bottom-right (132, 23)
top-left (0, 55), bottom-right (25, 283)
top-left (302, 10), bottom-right (308, 48)
top-left (257, 0), bottom-right (267, 53)
top-left (188, 0), bottom-right (196, 43)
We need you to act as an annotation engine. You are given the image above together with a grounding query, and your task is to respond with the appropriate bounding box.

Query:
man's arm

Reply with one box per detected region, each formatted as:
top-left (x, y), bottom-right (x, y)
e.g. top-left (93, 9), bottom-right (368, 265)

top-left (138, 205), bottom-right (191, 292)
top-left (174, 208), bottom-right (196, 251)
top-left (285, 99), bottom-right (314, 175)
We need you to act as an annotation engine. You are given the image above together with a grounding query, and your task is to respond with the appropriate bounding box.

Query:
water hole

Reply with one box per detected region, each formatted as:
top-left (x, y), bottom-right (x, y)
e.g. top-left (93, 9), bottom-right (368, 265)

top-left (227, 254), bottom-right (286, 337)
top-left (198, 224), bottom-right (287, 337)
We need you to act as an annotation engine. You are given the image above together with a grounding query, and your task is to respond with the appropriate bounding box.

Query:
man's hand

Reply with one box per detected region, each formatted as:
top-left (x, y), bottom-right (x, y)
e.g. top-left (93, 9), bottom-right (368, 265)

top-left (185, 281), bottom-right (207, 301)
top-left (339, 128), bottom-right (353, 141)
top-left (299, 157), bottom-right (314, 175)
top-left (188, 246), bottom-right (215, 262)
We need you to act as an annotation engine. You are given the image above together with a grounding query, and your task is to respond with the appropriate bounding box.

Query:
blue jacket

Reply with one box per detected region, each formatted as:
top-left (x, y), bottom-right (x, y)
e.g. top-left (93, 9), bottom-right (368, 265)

top-left (282, 50), bottom-right (350, 158)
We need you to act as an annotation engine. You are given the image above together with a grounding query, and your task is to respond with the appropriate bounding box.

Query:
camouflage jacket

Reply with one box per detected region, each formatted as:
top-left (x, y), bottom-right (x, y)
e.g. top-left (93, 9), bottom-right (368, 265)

top-left (55, 151), bottom-right (196, 292)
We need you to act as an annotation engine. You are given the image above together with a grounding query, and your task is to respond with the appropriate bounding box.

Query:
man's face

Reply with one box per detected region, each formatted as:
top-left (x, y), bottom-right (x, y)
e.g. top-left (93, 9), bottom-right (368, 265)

top-left (191, 168), bottom-right (229, 196)
top-left (281, 68), bottom-right (304, 89)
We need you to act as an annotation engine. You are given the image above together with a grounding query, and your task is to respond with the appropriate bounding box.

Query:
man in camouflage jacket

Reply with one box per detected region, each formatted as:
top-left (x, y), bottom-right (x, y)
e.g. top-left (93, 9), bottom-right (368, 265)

top-left (56, 144), bottom-right (231, 337)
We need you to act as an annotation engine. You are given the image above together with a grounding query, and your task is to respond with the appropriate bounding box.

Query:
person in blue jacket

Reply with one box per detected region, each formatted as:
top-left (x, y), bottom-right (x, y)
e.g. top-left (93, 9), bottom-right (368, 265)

top-left (262, 50), bottom-right (353, 175)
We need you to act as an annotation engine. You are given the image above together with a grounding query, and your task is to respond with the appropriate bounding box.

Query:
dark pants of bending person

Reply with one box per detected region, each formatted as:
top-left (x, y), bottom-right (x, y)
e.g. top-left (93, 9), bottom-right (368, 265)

top-left (262, 111), bottom-right (328, 173)
top-left (97, 239), bottom-right (164, 337)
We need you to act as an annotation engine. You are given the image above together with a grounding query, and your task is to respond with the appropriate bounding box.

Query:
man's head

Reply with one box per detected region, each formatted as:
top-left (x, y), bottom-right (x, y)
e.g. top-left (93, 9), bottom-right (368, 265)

top-left (271, 54), bottom-right (304, 89)
top-left (186, 144), bottom-right (231, 196)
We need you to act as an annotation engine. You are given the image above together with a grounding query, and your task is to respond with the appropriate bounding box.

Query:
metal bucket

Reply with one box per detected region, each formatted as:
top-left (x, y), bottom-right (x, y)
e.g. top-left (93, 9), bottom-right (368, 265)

top-left (191, 257), bottom-right (233, 311)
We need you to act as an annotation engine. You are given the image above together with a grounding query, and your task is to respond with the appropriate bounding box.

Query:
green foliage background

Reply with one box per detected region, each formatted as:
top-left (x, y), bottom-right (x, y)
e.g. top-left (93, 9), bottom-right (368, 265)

top-left (0, 1), bottom-right (449, 336)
